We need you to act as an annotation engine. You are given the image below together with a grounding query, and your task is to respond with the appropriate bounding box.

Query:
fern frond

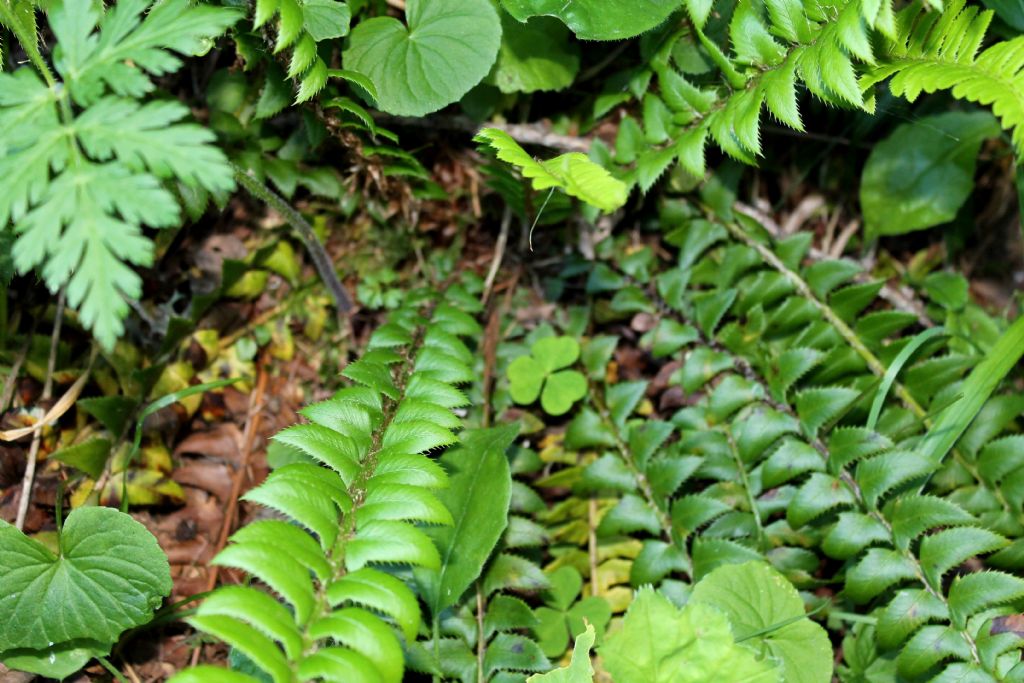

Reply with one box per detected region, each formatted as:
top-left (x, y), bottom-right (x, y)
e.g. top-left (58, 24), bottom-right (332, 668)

top-left (869, 0), bottom-right (1024, 154)
top-left (171, 289), bottom-right (498, 683)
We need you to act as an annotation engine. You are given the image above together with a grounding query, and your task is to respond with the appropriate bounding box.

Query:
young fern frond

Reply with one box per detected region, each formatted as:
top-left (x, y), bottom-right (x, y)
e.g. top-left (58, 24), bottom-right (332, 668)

top-left (868, 0), bottom-right (1024, 154)
top-left (169, 287), bottom-right (486, 683)
top-left (252, 0), bottom-right (351, 103)
top-left (598, 0), bottom-right (1022, 195)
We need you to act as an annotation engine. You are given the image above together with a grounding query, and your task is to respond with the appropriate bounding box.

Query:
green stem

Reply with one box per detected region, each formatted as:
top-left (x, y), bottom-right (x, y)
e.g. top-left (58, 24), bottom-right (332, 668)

top-left (96, 656), bottom-right (130, 683)
top-left (725, 427), bottom-right (767, 553)
top-left (231, 163), bottom-right (354, 316)
top-left (587, 380), bottom-right (689, 572)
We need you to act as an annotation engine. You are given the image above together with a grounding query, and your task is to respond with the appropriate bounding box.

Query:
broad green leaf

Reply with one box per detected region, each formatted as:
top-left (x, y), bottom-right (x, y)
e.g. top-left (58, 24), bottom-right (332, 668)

top-left (528, 624), bottom-right (596, 682)
top-left (690, 562), bottom-right (833, 683)
top-left (0, 640), bottom-right (106, 680)
top-left (500, 0), bottom-right (680, 40)
top-left (343, 0), bottom-right (501, 116)
top-left (302, 0), bottom-right (350, 41)
top-left (50, 438), bottom-right (112, 478)
top-left (860, 112), bottom-right (1000, 238)
top-left (601, 587), bottom-right (781, 683)
top-left (493, 13), bottom-right (580, 94)
top-left (475, 128), bottom-right (628, 212)
top-left (0, 506), bottom-right (171, 651)
top-left (415, 425), bottom-right (518, 616)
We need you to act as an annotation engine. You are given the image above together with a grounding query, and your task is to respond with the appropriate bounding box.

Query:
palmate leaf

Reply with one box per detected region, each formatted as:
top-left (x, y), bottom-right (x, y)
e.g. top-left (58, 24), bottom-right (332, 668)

top-left (689, 562), bottom-right (833, 683)
top-left (475, 128), bottom-right (628, 213)
top-left (0, 0), bottom-right (236, 350)
top-left (600, 587), bottom-right (781, 683)
top-left (75, 98), bottom-right (234, 192)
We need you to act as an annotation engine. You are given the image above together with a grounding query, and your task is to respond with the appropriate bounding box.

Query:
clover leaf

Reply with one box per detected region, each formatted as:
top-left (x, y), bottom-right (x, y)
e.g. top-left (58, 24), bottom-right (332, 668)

top-left (508, 336), bottom-right (587, 416)
top-left (533, 566), bottom-right (611, 658)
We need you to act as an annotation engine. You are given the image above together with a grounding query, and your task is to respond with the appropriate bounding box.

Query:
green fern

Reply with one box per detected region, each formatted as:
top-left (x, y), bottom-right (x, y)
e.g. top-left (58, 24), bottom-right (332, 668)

top-left (169, 285), bottom-right (508, 683)
top-left (561, 204), bottom-right (1024, 679)
top-left (867, 0), bottom-right (1024, 154)
top-left (0, 0), bottom-right (237, 349)
top-left (252, 0), bottom-right (352, 103)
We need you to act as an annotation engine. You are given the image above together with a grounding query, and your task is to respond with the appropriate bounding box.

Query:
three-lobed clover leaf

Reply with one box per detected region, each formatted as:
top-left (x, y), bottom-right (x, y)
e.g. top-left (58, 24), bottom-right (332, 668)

top-left (508, 336), bottom-right (588, 416)
top-left (0, 506), bottom-right (172, 678)
top-left (533, 566), bottom-right (611, 658)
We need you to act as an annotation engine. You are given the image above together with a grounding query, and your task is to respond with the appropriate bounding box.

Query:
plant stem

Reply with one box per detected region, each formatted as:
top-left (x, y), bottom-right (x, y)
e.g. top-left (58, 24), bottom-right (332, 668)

top-left (231, 163), bottom-right (354, 317)
top-left (15, 288), bottom-right (64, 530)
top-left (96, 656), bottom-right (130, 683)
top-left (475, 582), bottom-right (486, 683)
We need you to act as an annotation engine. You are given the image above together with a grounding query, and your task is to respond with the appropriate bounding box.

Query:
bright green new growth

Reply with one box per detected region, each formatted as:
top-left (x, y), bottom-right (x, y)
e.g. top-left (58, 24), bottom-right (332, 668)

top-left (475, 129), bottom-right (629, 213)
top-left (253, 0), bottom-right (352, 102)
top-left (690, 562), bottom-right (832, 683)
top-left (601, 585), bottom-right (781, 683)
top-left (0, 0), bottom-right (237, 349)
top-left (527, 624), bottom-right (595, 683)
top-left (0, 507), bottom-right (172, 679)
top-left (508, 336), bottom-right (588, 416)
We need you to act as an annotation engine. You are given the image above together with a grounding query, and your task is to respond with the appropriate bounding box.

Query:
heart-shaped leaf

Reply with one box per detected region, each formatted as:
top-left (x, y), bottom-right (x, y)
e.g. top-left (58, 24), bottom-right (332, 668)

top-left (501, 0), bottom-right (680, 40)
top-left (541, 370), bottom-right (587, 416)
top-left (0, 506), bottom-right (172, 653)
top-left (509, 355), bottom-right (546, 404)
top-left (533, 336), bottom-right (581, 373)
top-left (343, 0), bottom-right (501, 116)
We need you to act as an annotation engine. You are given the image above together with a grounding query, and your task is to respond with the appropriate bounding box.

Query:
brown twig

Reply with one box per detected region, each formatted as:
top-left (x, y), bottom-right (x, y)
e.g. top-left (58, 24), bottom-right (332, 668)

top-left (203, 355), bottom-right (271, 593)
top-left (15, 290), bottom-right (65, 530)
top-left (482, 206), bottom-right (513, 306)
top-left (373, 114), bottom-right (593, 153)
top-left (587, 497), bottom-right (599, 597)
top-left (481, 271), bottom-right (521, 427)
top-left (0, 330), bottom-right (32, 414)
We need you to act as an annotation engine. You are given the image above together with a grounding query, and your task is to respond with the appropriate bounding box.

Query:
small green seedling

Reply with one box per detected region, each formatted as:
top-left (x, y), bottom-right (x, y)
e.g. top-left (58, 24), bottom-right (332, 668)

top-left (508, 336), bottom-right (588, 416)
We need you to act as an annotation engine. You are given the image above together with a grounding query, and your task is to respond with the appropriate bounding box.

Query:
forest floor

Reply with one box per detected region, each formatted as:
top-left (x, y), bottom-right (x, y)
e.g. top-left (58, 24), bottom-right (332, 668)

top-left (2, 149), bottom-right (1022, 682)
